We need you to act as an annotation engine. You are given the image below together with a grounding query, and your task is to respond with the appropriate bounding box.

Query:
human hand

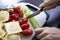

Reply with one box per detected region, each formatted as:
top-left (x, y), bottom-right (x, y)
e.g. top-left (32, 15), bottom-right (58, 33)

top-left (39, 0), bottom-right (60, 10)
top-left (35, 27), bottom-right (60, 40)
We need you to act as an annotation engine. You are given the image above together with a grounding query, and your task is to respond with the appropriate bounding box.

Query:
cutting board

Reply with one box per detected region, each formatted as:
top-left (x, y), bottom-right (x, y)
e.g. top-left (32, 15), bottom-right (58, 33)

top-left (7, 3), bottom-right (47, 40)
top-left (14, 3), bottom-right (47, 40)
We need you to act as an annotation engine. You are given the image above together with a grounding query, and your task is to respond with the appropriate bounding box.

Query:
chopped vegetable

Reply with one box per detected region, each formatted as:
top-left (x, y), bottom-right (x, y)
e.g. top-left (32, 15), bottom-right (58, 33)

top-left (21, 23), bottom-right (29, 30)
top-left (19, 20), bottom-right (24, 25)
top-left (23, 6), bottom-right (40, 28)
top-left (13, 6), bottom-right (20, 13)
top-left (22, 29), bottom-right (33, 36)
top-left (11, 13), bottom-right (19, 20)
top-left (19, 18), bottom-right (28, 25)
top-left (22, 18), bottom-right (28, 23)
top-left (18, 10), bottom-right (24, 18)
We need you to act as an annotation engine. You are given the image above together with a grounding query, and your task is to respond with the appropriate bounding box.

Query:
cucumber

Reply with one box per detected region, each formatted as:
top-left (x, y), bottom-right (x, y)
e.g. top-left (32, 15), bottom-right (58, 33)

top-left (23, 6), bottom-right (40, 29)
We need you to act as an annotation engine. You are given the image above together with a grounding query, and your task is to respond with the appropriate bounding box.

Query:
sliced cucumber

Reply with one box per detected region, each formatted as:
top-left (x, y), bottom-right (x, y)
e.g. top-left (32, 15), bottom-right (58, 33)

top-left (23, 6), bottom-right (40, 29)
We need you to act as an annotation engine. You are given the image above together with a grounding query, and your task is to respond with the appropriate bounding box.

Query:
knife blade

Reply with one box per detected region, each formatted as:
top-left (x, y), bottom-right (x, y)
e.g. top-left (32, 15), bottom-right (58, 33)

top-left (26, 8), bottom-right (43, 19)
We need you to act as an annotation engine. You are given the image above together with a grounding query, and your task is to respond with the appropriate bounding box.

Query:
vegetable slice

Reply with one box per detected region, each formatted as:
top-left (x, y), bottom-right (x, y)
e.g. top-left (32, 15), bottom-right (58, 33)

top-left (23, 6), bottom-right (40, 28)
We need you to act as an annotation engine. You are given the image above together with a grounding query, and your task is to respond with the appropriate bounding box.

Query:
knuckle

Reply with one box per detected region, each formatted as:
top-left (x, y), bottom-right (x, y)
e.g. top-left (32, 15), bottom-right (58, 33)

top-left (43, 31), bottom-right (48, 34)
top-left (48, 35), bottom-right (53, 37)
top-left (47, 35), bottom-right (53, 40)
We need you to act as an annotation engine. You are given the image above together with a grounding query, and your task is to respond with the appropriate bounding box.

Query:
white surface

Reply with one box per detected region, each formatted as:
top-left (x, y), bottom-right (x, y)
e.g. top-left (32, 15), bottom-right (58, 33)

top-left (34, 11), bottom-right (46, 27)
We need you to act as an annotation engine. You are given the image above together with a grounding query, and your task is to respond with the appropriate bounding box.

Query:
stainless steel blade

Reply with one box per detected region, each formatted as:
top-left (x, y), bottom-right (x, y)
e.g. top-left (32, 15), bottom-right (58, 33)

top-left (26, 8), bottom-right (43, 19)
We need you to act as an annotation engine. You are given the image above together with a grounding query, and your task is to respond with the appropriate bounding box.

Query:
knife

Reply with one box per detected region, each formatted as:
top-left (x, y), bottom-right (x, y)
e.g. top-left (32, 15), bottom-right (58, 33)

top-left (26, 8), bottom-right (43, 19)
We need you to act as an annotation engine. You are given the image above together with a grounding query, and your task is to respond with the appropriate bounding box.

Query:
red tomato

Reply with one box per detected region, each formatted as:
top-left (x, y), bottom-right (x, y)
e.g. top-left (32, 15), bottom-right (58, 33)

top-left (23, 18), bottom-right (28, 23)
top-left (11, 13), bottom-right (19, 20)
top-left (18, 10), bottom-right (23, 14)
top-left (9, 9), bottom-right (15, 15)
top-left (18, 10), bottom-right (24, 18)
top-left (19, 20), bottom-right (24, 25)
top-left (13, 6), bottom-right (20, 13)
top-left (22, 29), bottom-right (33, 36)
top-left (21, 24), bottom-right (29, 30)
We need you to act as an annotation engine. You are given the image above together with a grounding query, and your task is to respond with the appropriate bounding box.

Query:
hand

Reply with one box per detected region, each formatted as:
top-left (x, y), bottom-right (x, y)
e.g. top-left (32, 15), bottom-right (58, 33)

top-left (35, 27), bottom-right (60, 40)
top-left (39, 0), bottom-right (60, 10)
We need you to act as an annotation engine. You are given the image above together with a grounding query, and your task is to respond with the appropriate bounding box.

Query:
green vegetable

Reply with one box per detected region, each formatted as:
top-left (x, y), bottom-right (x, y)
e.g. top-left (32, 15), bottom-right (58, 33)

top-left (23, 6), bottom-right (40, 29)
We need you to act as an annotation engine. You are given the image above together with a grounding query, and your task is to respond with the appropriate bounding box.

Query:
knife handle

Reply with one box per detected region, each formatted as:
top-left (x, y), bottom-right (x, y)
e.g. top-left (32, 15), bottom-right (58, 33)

top-left (39, 7), bottom-right (43, 11)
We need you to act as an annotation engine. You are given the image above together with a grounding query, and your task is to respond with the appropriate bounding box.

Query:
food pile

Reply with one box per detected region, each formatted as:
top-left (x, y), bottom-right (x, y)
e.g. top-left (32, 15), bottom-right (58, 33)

top-left (0, 6), bottom-right (33, 40)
